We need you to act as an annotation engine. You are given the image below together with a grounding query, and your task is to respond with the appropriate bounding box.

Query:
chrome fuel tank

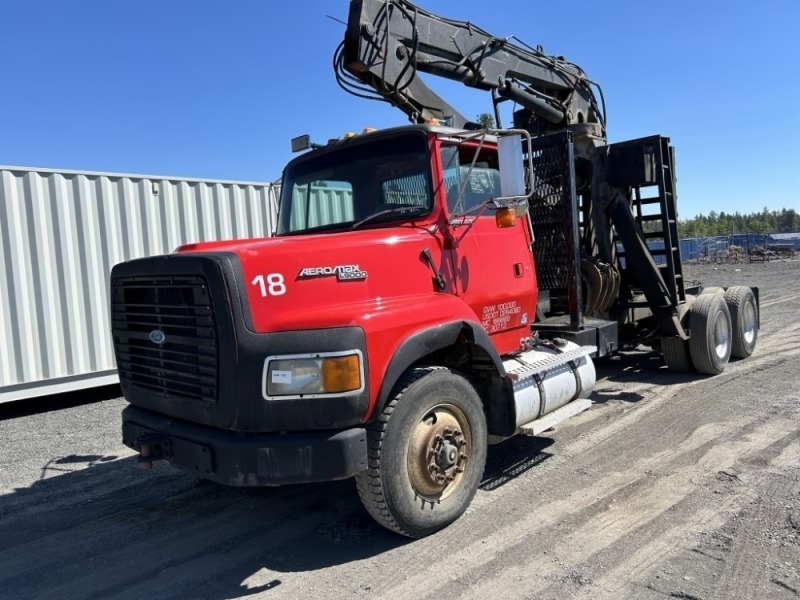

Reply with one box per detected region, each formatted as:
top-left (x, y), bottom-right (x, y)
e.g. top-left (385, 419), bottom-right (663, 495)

top-left (503, 340), bottom-right (596, 429)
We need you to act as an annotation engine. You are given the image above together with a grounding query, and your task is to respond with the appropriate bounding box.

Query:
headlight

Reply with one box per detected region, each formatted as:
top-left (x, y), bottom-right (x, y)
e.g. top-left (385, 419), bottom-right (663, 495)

top-left (262, 350), bottom-right (364, 399)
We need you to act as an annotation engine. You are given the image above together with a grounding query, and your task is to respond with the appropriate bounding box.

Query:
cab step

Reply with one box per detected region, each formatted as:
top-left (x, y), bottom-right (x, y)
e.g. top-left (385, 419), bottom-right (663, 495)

top-left (518, 398), bottom-right (594, 436)
top-left (506, 345), bottom-right (596, 381)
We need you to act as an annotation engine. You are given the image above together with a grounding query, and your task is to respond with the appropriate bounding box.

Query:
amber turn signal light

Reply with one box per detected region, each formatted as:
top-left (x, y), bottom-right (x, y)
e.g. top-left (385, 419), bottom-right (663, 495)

top-left (496, 207), bottom-right (516, 228)
top-left (322, 354), bottom-right (362, 393)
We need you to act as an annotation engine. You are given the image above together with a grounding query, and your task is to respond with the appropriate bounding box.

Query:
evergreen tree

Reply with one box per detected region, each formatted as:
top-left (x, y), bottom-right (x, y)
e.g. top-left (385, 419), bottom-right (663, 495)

top-left (475, 113), bottom-right (495, 129)
top-left (677, 207), bottom-right (799, 236)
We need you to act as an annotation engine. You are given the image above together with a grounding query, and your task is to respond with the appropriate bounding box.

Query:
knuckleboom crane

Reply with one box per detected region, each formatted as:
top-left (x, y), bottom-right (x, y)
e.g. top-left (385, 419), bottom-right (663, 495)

top-left (337, 0), bottom-right (692, 357)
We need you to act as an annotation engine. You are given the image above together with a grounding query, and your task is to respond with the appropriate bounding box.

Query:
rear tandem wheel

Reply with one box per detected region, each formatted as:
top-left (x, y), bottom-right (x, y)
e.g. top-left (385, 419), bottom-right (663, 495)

top-left (688, 292), bottom-right (732, 375)
top-left (661, 337), bottom-right (692, 373)
top-left (724, 286), bottom-right (758, 358)
top-left (660, 295), bottom-right (694, 373)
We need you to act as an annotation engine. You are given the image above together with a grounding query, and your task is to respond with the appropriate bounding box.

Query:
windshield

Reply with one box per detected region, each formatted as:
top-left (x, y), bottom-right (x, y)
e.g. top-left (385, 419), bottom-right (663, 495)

top-left (277, 133), bottom-right (432, 235)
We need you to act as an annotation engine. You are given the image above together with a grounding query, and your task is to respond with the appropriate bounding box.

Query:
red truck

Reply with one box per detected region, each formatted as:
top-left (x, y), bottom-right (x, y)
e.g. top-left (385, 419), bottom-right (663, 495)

top-left (111, 0), bottom-right (759, 538)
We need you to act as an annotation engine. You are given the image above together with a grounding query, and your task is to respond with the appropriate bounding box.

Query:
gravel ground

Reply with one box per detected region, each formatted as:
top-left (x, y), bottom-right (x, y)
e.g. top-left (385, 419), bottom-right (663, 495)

top-left (1, 258), bottom-right (798, 600)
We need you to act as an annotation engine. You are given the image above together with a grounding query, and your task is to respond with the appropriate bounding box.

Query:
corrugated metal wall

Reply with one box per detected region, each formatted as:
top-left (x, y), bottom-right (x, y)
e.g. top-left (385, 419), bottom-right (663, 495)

top-left (289, 184), bottom-right (354, 230)
top-left (285, 176), bottom-right (428, 231)
top-left (0, 166), bottom-right (277, 403)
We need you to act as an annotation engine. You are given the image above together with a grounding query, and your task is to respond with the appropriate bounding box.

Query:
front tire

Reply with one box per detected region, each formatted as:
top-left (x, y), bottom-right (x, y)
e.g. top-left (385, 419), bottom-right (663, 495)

top-left (355, 367), bottom-right (487, 538)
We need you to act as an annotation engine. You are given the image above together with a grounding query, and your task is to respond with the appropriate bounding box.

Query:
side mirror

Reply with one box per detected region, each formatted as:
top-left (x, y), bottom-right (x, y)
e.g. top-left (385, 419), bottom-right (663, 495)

top-left (497, 135), bottom-right (526, 197)
top-left (496, 133), bottom-right (531, 221)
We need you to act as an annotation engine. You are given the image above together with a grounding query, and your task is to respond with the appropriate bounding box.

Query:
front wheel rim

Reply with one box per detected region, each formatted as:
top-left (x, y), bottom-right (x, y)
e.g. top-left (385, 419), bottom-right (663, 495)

top-left (407, 404), bottom-right (472, 501)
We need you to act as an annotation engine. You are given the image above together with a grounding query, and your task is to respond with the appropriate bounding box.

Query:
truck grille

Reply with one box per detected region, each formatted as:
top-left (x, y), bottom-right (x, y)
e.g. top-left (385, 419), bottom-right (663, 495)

top-left (111, 276), bottom-right (218, 404)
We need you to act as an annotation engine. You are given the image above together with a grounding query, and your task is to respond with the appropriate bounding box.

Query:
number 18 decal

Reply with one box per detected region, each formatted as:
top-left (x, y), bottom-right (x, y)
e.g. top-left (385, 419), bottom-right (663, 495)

top-left (252, 273), bottom-right (286, 297)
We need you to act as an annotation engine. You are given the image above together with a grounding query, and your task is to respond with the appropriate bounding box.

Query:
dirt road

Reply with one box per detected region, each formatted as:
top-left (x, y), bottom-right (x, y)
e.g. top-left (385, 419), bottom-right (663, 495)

top-left (1, 259), bottom-right (799, 600)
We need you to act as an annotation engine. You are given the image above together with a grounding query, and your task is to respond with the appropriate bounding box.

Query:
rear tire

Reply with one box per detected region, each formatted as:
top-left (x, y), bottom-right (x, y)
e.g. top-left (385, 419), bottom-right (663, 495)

top-left (661, 337), bottom-right (693, 372)
top-left (700, 286), bottom-right (724, 296)
top-left (661, 295), bottom-right (694, 373)
top-left (355, 367), bottom-right (487, 538)
top-left (724, 286), bottom-right (758, 358)
top-left (688, 293), bottom-right (732, 375)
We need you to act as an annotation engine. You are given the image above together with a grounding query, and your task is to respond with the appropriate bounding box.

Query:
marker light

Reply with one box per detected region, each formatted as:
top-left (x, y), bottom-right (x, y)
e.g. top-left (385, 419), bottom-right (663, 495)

top-left (496, 207), bottom-right (517, 228)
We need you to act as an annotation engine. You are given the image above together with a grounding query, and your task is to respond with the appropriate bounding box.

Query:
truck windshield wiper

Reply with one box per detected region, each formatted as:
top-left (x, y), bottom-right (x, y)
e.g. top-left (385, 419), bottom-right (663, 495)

top-left (278, 222), bottom-right (356, 236)
top-left (351, 205), bottom-right (427, 230)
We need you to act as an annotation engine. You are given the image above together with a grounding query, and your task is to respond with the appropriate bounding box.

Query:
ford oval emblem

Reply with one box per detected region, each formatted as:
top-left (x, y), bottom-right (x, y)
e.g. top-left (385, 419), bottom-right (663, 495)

top-left (149, 329), bottom-right (166, 345)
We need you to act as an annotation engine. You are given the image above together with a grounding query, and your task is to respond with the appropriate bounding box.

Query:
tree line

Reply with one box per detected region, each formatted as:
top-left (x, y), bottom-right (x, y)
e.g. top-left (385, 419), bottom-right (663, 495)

top-left (677, 208), bottom-right (799, 237)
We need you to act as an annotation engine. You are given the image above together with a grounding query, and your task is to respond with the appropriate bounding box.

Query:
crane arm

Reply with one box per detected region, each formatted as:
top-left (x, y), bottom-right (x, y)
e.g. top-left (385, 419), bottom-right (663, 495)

top-left (339, 0), bottom-right (605, 138)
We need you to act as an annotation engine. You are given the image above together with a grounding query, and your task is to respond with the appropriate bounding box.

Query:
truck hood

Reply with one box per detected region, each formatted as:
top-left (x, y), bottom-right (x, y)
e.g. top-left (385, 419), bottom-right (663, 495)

top-left (178, 228), bottom-right (455, 332)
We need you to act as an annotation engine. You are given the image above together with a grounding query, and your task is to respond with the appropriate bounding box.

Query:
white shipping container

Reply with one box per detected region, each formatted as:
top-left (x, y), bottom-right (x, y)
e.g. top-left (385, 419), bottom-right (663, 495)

top-left (0, 166), bottom-right (277, 403)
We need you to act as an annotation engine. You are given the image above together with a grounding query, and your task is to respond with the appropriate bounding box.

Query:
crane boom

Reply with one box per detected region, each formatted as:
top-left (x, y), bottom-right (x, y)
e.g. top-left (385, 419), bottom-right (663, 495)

top-left (338, 0), bottom-right (605, 140)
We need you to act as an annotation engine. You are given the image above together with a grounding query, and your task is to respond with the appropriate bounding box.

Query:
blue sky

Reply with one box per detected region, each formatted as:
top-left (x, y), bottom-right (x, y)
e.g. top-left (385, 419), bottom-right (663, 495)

top-left (1, 0), bottom-right (797, 218)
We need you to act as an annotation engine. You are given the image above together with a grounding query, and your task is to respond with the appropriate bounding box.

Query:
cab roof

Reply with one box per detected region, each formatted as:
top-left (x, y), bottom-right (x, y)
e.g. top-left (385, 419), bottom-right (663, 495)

top-left (286, 124), bottom-right (499, 169)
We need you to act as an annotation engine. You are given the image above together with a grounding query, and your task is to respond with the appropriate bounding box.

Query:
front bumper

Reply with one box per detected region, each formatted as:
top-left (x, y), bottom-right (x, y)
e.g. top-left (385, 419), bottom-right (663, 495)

top-left (122, 405), bottom-right (367, 486)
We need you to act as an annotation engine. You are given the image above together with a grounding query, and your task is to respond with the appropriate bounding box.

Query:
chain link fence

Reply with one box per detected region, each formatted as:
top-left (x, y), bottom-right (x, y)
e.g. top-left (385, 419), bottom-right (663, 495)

top-left (678, 232), bottom-right (799, 263)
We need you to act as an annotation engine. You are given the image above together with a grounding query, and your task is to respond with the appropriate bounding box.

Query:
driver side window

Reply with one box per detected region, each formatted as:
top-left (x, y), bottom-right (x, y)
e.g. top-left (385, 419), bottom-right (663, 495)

top-left (440, 145), bottom-right (501, 215)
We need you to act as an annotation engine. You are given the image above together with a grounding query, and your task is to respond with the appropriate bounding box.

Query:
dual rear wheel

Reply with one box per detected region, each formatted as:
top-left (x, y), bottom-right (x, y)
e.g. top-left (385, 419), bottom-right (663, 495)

top-left (661, 286), bottom-right (758, 375)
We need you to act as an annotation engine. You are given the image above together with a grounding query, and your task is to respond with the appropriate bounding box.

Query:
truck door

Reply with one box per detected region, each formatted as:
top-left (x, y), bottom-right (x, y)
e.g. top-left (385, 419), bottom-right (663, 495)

top-left (437, 143), bottom-right (537, 352)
